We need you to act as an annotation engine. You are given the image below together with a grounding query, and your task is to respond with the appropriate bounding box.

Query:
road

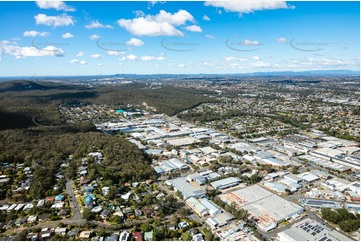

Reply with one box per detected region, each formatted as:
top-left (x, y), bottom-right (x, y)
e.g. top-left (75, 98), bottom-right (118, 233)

top-left (65, 179), bottom-right (83, 220)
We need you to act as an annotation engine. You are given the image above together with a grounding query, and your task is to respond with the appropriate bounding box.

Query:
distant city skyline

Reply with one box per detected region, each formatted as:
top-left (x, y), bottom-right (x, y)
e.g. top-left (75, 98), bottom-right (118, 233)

top-left (0, 0), bottom-right (359, 75)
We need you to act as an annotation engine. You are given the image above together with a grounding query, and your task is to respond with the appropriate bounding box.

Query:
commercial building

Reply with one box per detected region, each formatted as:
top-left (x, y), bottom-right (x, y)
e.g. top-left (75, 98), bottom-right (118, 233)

top-left (299, 155), bottom-right (350, 172)
top-left (220, 185), bottom-right (303, 231)
top-left (186, 198), bottom-right (208, 217)
top-left (167, 177), bottom-right (205, 199)
top-left (301, 199), bottom-right (342, 209)
top-left (297, 172), bottom-right (319, 183)
top-left (205, 212), bottom-right (235, 229)
top-left (210, 177), bottom-right (241, 190)
top-left (153, 158), bottom-right (189, 174)
top-left (263, 182), bottom-right (297, 193)
top-left (199, 198), bottom-right (222, 216)
top-left (277, 218), bottom-right (352, 241)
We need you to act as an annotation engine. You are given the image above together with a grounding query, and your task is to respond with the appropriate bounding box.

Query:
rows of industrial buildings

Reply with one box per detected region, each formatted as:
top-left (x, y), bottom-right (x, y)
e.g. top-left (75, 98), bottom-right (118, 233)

top-left (95, 110), bottom-right (360, 241)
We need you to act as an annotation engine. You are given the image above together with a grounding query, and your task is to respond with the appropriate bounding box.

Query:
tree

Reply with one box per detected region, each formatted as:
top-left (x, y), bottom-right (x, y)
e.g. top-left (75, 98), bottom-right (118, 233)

top-left (285, 189), bottom-right (292, 195)
top-left (203, 228), bottom-right (214, 241)
top-left (339, 219), bottom-right (360, 232)
top-left (107, 186), bottom-right (117, 200)
top-left (82, 208), bottom-right (94, 221)
top-left (180, 232), bottom-right (191, 241)
top-left (291, 166), bottom-right (299, 174)
top-left (109, 215), bottom-right (121, 224)
top-left (140, 222), bottom-right (151, 232)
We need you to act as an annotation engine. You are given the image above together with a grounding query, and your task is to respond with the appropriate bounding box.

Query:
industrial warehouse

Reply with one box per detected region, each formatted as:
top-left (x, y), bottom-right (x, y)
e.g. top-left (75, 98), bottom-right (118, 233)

top-left (220, 185), bottom-right (304, 231)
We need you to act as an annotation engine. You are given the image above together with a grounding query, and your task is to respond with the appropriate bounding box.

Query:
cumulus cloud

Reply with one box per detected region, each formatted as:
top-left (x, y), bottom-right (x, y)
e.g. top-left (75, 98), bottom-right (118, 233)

top-left (119, 54), bottom-right (165, 61)
top-left (178, 63), bottom-right (186, 68)
top-left (202, 14), bottom-right (211, 21)
top-left (76, 51), bottom-right (85, 57)
top-left (23, 31), bottom-right (50, 37)
top-left (70, 59), bottom-right (88, 65)
top-left (89, 34), bottom-right (100, 40)
top-left (223, 56), bottom-right (248, 61)
top-left (126, 38), bottom-right (144, 46)
top-left (206, 34), bottom-right (215, 39)
top-left (117, 10), bottom-right (195, 36)
top-left (34, 13), bottom-right (75, 27)
top-left (0, 42), bottom-right (64, 58)
top-left (204, 0), bottom-right (294, 15)
top-left (106, 50), bottom-right (125, 56)
top-left (185, 25), bottom-right (202, 32)
top-left (36, 1), bottom-right (75, 12)
top-left (90, 54), bottom-right (102, 59)
top-left (140, 55), bottom-right (166, 61)
top-left (252, 56), bottom-right (261, 60)
top-left (62, 32), bottom-right (74, 38)
top-left (251, 60), bottom-right (272, 68)
top-left (85, 20), bottom-right (113, 29)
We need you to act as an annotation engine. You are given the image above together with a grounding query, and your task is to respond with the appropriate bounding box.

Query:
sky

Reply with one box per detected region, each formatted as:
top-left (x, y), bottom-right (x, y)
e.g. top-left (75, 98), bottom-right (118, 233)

top-left (0, 0), bottom-right (359, 76)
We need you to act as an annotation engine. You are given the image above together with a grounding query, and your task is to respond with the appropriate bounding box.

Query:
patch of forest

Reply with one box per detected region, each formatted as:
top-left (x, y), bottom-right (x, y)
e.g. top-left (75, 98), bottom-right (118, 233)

top-left (0, 81), bottom-right (217, 131)
top-left (0, 128), bottom-right (156, 199)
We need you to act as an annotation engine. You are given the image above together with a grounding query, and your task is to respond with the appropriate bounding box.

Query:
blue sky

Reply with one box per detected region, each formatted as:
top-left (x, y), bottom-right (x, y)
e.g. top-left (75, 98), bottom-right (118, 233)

top-left (0, 1), bottom-right (359, 76)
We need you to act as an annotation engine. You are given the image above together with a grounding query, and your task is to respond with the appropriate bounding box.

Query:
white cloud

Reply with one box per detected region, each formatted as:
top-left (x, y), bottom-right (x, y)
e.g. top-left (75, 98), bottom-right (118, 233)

top-left (185, 25), bottom-right (202, 32)
top-left (252, 56), bottom-right (261, 60)
top-left (156, 56), bottom-right (166, 60)
top-left (76, 51), bottom-right (85, 57)
top-left (178, 63), bottom-right (186, 68)
top-left (140, 56), bottom-right (155, 61)
top-left (117, 10), bottom-right (194, 36)
top-left (85, 20), bottom-right (113, 29)
top-left (119, 54), bottom-right (165, 61)
top-left (204, 0), bottom-right (293, 15)
top-left (90, 54), bottom-right (102, 59)
top-left (62, 32), bottom-right (74, 39)
top-left (223, 56), bottom-right (248, 61)
top-left (36, 1), bottom-right (75, 12)
top-left (70, 59), bottom-right (87, 65)
top-left (0, 42), bottom-right (64, 58)
top-left (106, 50), bottom-right (125, 56)
top-left (241, 39), bottom-right (262, 46)
top-left (97, 63), bottom-right (103, 66)
top-left (70, 59), bottom-right (79, 64)
top-left (287, 57), bottom-right (359, 69)
top-left (203, 61), bottom-right (215, 66)
top-left (23, 31), bottom-right (50, 37)
top-left (139, 55), bottom-right (166, 61)
top-left (89, 34), bottom-right (100, 40)
top-left (34, 14), bottom-right (75, 27)
top-left (126, 38), bottom-right (144, 46)
top-left (202, 14), bottom-right (211, 21)
top-left (251, 60), bottom-right (272, 68)
top-left (278, 37), bottom-right (287, 43)
top-left (206, 34), bottom-right (215, 39)
top-left (120, 54), bottom-right (137, 61)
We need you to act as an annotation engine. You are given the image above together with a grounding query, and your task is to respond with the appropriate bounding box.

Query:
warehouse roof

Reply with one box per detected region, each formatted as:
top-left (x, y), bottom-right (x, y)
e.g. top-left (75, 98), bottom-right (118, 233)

top-left (278, 218), bottom-right (352, 241)
top-left (210, 177), bottom-right (241, 190)
top-left (168, 177), bottom-right (205, 199)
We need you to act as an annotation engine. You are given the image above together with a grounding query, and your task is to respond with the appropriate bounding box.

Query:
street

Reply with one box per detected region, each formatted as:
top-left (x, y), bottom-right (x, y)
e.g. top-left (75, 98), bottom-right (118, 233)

top-left (65, 179), bottom-right (83, 220)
